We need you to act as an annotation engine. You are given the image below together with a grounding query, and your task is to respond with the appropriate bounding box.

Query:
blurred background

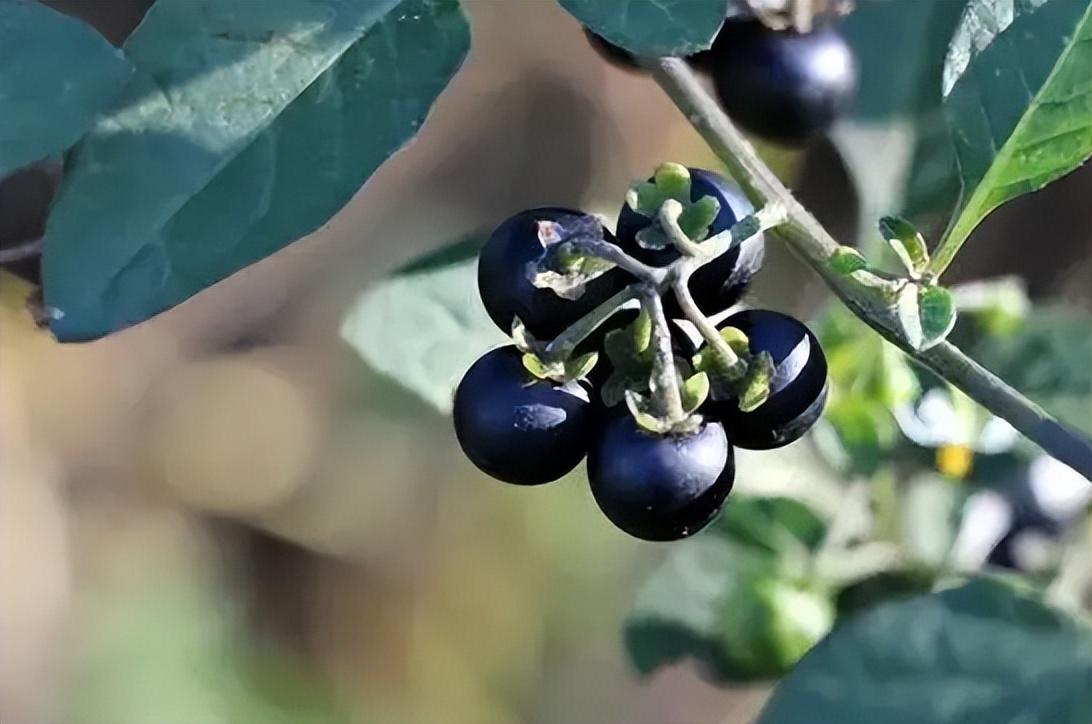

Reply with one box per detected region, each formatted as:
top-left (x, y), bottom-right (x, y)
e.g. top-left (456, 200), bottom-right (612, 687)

top-left (1, 1), bottom-right (1089, 723)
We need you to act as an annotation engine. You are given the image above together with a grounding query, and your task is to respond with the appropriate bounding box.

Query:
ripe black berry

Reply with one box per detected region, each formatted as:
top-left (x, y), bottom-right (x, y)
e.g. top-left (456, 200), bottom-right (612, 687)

top-left (616, 168), bottom-right (764, 316)
top-left (709, 21), bottom-right (857, 144)
top-left (454, 346), bottom-right (593, 485)
top-left (588, 413), bottom-right (735, 541)
top-left (706, 309), bottom-right (828, 450)
top-left (478, 207), bottom-right (628, 340)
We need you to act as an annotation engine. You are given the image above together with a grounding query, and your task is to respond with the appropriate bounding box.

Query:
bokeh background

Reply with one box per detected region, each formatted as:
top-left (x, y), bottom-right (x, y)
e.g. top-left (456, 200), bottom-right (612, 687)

top-left (1, 2), bottom-right (1089, 723)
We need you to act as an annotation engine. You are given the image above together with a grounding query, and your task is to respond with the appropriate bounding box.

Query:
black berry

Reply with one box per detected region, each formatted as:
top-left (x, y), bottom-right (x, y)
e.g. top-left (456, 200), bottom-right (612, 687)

top-left (478, 207), bottom-right (628, 340)
top-left (706, 309), bottom-right (828, 450)
top-left (709, 21), bottom-right (857, 144)
top-left (454, 346), bottom-right (592, 485)
top-left (616, 168), bottom-right (764, 317)
top-left (588, 413), bottom-right (735, 541)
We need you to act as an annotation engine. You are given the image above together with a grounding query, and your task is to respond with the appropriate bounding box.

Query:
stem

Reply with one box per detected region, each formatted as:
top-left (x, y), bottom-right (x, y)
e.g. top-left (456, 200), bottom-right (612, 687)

top-left (926, 228), bottom-right (968, 279)
top-left (564, 237), bottom-right (663, 283)
top-left (642, 288), bottom-right (686, 421)
top-left (0, 238), bottom-right (43, 264)
top-left (650, 56), bottom-right (1092, 482)
top-left (672, 268), bottom-right (747, 378)
top-left (657, 200), bottom-right (705, 257)
top-left (544, 286), bottom-right (638, 360)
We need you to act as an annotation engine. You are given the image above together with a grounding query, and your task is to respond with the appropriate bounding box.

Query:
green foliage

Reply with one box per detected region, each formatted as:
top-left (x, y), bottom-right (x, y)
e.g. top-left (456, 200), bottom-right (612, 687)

top-left (941, 0), bottom-right (1092, 253)
top-left (340, 238), bottom-right (508, 413)
top-left (558, 0), bottom-right (725, 56)
top-left (758, 578), bottom-right (1092, 724)
top-left (0, 0), bottom-right (132, 179)
top-left (624, 496), bottom-right (833, 682)
top-left (969, 307), bottom-right (1092, 436)
top-left (42, 0), bottom-right (470, 341)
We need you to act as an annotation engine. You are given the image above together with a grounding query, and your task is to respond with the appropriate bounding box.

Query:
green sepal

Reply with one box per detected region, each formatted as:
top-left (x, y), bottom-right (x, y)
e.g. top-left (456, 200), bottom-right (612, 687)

top-left (634, 224), bottom-right (671, 251)
top-left (530, 214), bottom-right (616, 300)
top-left (879, 216), bottom-right (930, 278)
top-left (738, 351), bottom-right (775, 413)
top-left (510, 317), bottom-right (541, 354)
top-left (624, 389), bottom-right (701, 435)
top-left (680, 371), bottom-right (711, 414)
top-left (601, 309), bottom-right (655, 407)
top-left (521, 350), bottom-right (600, 383)
top-left (829, 246), bottom-right (869, 275)
top-left (626, 162), bottom-right (692, 217)
top-left (678, 196), bottom-right (721, 241)
top-left (692, 327), bottom-right (750, 381)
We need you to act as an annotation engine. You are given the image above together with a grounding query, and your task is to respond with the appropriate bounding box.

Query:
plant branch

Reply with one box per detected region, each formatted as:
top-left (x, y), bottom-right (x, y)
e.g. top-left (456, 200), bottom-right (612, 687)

top-left (642, 288), bottom-right (686, 421)
top-left (650, 56), bottom-right (1092, 481)
top-left (563, 237), bottom-right (664, 283)
top-left (0, 237), bottom-right (43, 264)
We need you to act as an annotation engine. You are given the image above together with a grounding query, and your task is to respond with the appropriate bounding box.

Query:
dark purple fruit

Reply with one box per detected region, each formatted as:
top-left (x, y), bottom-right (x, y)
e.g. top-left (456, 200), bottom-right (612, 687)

top-left (709, 21), bottom-right (857, 144)
top-left (588, 413), bottom-right (735, 541)
top-left (616, 168), bottom-right (764, 317)
top-left (454, 346), bottom-right (592, 485)
top-left (706, 309), bottom-right (828, 450)
top-left (478, 207), bottom-right (628, 341)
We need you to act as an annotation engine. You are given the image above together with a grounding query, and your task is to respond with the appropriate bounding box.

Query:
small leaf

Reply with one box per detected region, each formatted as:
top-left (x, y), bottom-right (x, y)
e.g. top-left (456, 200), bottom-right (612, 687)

top-left (829, 247), bottom-right (869, 275)
top-left (633, 225), bottom-right (672, 251)
top-left (653, 161), bottom-right (692, 201)
top-left (758, 578), bottom-right (1092, 724)
top-left (510, 317), bottom-right (540, 354)
top-left (879, 216), bottom-right (930, 276)
top-left (894, 283), bottom-right (925, 351)
top-left (521, 352), bottom-right (558, 381)
top-left (680, 371), bottom-right (710, 414)
top-left (43, 0), bottom-right (471, 341)
top-left (0, 1), bottom-right (131, 178)
top-left (919, 285), bottom-right (957, 349)
top-left (624, 390), bottom-right (669, 434)
top-left (941, 0), bottom-right (1092, 252)
top-left (720, 326), bottom-right (751, 356)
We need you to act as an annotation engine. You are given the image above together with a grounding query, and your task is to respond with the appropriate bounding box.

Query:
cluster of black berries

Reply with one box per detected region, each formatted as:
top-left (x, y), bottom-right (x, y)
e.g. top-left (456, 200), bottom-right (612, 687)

top-left (586, 16), bottom-right (857, 145)
top-left (454, 166), bottom-right (828, 541)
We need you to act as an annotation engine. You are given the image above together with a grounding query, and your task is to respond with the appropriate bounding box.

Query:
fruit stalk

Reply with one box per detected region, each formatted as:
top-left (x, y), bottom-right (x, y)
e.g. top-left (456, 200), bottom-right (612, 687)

top-left (649, 55), bottom-right (1092, 482)
top-left (641, 287), bottom-right (687, 422)
top-left (671, 269), bottom-right (746, 379)
top-left (543, 286), bottom-right (639, 360)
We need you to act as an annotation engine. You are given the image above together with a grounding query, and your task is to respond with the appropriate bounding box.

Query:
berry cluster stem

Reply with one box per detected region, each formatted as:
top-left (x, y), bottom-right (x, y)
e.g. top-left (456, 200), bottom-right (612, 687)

top-left (671, 269), bottom-right (746, 378)
top-left (544, 286), bottom-right (639, 360)
top-left (641, 287), bottom-right (687, 422)
top-left (649, 55), bottom-right (1092, 482)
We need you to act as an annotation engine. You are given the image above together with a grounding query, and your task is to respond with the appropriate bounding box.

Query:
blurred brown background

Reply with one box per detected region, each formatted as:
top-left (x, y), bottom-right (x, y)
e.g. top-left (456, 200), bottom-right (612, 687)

top-left (1, 2), bottom-right (1089, 724)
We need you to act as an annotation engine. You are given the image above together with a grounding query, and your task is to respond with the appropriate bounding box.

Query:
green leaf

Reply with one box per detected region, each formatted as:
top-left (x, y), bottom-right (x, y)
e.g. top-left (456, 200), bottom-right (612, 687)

top-left (969, 306), bottom-right (1092, 436)
top-left (758, 577), bottom-right (1092, 724)
top-left (625, 496), bottom-right (833, 683)
top-left (339, 238), bottom-right (508, 413)
top-left (558, 0), bottom-right (725, 56)
top-left (941, 0), bottom-right (1092, 251)
top-left (879, 216), bottom-right (930, 276)
top-left (0, 0), bottom-right (132, 179)
top-left (919, 285), bottom-right (957, 348)
top-left (829, 246), bottom-right (869, 275)
top-left (42, 0), bottom-right (470, 341)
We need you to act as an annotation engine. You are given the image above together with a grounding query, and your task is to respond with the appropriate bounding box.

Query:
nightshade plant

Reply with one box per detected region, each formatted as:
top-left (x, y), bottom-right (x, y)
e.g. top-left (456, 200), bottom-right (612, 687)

top-left (4, 0), bottom-right (1092, 721)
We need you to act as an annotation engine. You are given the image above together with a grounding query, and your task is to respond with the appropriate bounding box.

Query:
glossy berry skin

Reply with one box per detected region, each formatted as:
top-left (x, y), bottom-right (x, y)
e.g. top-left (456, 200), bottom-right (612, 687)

top-left (616, 168), bottom-right (765, 317)
top-left (479, 207), bottom-right (628, 340)
top-left (706, 310), bottom-right (828, 450)
top-left (454, 346), bottom-right (592, 485)
top-left (709, 21), bottom-right (857, 144)
top-left (588, 414), bottom-right (735, 541)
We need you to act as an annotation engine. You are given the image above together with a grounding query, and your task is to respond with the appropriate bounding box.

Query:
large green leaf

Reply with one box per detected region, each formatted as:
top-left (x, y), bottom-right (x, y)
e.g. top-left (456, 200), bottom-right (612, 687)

top-left (557, 0), bottom-right (725, 56)
top-left (833, 0), bottom-right (969, 241)
top-left (41, 0), bottom-right (469, 341)
top-left (941, 0), bottom-right (1092, 251)
top-left (625, 496), bottom-right (834, 683)
top-left (0, 0), bottom-right (132, 178)
top-left (339, 238), bottom-right (508, 413)
top-left (758, 577), bottom-right (1092, 724)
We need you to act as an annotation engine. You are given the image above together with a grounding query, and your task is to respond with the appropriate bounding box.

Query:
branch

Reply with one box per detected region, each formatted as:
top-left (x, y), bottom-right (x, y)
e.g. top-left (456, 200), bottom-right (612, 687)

top-left (650, 56), bottom-right (1092, 481)
top-left (0, 237), bottom-right (43, 264)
